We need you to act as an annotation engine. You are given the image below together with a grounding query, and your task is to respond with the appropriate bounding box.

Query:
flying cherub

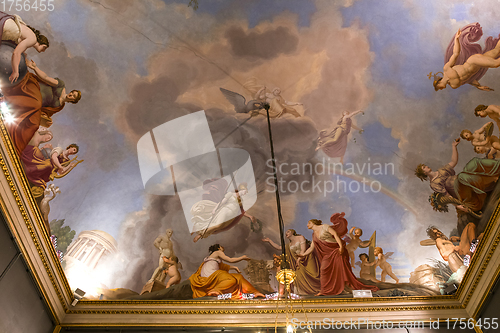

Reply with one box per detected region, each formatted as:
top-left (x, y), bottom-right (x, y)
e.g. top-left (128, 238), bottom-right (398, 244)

top-left (460, 122), bottom-right (500, 152)
top-left (430, 23), bottom-right (500, 91)
top-left (373, 247), bottom-right (398, 283)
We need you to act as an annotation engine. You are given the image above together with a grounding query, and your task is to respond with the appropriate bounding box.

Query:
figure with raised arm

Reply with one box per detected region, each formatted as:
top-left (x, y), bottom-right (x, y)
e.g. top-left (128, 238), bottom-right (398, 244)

top-left (298, 218), bottom-right (378, 296)
top-left (262, 229), bottom-right (320, 295)
top-left (189, 244), bottom-right (265, 299)
top-left (316, 110), bottom-right (364, 164)
top-left (0, 11), bottom-right (49, 83)
top-left (431, 24), bottom-right (500, 91)
top-left (3, 60), bottom-right (81, 155)
top-left (345, 226), bottom-right (370, 268)
top-left (415, 138), bottom-right (500, 215)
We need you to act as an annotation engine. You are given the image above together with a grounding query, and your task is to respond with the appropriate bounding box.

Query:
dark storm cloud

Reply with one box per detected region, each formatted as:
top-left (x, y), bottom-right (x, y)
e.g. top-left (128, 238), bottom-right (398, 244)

top-left (225, 26), bottom-right (298, 60)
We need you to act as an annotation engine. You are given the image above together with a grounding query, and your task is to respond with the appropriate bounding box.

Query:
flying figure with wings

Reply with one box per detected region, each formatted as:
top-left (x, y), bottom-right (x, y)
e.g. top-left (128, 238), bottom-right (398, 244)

top-left (241, 77), bottom-right (303, 118)
top-left (430, 23), bottom-right (500, 91)
top-left (219, 87), bottom-right (265, 115)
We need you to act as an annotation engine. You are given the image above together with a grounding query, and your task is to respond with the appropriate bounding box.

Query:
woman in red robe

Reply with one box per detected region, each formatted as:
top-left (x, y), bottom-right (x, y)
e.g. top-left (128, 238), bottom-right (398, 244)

top-left (3, 59), bottom-right (81, 155)
top-left (299, 215), bottom-right (378, 296)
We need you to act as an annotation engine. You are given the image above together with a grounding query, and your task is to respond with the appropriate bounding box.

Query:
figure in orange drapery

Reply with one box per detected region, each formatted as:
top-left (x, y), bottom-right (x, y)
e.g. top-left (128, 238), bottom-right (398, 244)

top-left (3, 60), bottom-right (81, 155)
top-left (189, 244), bottom-right (265, 299)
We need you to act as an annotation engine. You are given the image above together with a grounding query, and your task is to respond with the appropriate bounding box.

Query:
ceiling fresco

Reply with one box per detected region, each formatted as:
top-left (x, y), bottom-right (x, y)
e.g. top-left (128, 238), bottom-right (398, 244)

top-left (1, 0), bottom-right (500, 307)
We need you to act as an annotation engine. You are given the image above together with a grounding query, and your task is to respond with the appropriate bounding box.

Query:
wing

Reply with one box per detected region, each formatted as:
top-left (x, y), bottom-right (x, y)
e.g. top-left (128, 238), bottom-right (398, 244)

top-left (220, 88), bottom-right (247, 113)
top-left (355, 261), bottom-right (361, 267)
top-left (342, 234), bottom-right (352, 244)
top-left (243, 77), bottom-right (264, 96)
top-left (385, 252), bottom-right (394, 260)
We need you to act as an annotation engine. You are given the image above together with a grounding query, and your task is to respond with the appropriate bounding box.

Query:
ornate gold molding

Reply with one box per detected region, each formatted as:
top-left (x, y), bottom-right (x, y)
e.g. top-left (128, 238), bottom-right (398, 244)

top-left (0, 118), bottom-right (70, 316)
top-left (67, 304), bottom-right (462, 315)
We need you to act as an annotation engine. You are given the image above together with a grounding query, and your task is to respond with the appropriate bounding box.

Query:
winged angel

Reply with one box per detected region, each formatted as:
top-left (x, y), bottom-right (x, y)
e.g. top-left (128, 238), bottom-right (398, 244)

top-left (221, 78), bottom-right (303, 118)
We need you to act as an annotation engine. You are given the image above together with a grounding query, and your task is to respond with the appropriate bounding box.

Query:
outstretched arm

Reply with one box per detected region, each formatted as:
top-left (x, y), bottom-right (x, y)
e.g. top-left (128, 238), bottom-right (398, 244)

top-left (9, 36), bottom-right (37, 83)
top-left (26, 60), bottom-right (59, 87)
top-left (445, 29), bottom-right (461, 69)
top-left (262, 237), bottom-right (282, 251)
top-left (351, 124), bottom-right (363, 132)
top-left (346, 110), bottom-right (364, 118)
top-left (420, 239), bottom-right (436, 246)
top-left (448, 139), bottom-right (460, 168)
top-left (218, 251), bottom-right (250, 263)
top-left (284, 99), bottom-right (302, 106)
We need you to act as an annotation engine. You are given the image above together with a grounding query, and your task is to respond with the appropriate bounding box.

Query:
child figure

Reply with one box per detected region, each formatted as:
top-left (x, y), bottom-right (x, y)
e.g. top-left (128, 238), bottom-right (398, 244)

top-left (162, 255), bottom-right (182, 288)
top-left (373, 247), bottom-right (399, 283)
top-left (356, 253), bottom-right (379, 282)
top-left (346, 227), bottom-right (370, 268)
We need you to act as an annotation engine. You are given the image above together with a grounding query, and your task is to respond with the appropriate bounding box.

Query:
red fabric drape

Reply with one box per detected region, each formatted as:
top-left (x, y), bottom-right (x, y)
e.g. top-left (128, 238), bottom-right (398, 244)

top-left (313, 233), bottom-right (378, 295)
top-left (3, 73), bottom-right (64, 155)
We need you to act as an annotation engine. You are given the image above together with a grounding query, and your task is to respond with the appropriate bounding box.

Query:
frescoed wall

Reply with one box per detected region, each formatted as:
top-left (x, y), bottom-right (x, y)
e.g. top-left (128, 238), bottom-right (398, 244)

top-left (1, 0), bottom-right (499, 301)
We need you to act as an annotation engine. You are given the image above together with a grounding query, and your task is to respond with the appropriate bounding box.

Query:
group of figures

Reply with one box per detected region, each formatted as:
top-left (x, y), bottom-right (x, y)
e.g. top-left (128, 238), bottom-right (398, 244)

top-left (416, 23), bottom-right (500, 280)
top-left (221, 80), bottom-right (364, 165)
top-left (0, 11), bottom-right (83, 233)
top-left (147, 213), bottom-right (402, 298)
top-left (262, 213), bottom-right (398, 296)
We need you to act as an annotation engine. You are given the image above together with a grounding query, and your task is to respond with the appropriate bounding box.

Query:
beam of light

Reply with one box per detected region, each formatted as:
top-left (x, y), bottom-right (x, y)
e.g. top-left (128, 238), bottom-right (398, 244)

top-left (2, 112), bottom-right (15, 124)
